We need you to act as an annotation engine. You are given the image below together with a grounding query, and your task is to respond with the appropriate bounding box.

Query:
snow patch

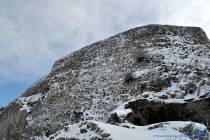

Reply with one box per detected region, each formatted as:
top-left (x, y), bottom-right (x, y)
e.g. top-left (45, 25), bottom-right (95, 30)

top-left (18, 93), bottom-right (43, 113)
top-left (133, 69), bottom-right (149, 78)
top-left (111, 103), bottom-right (132, 118)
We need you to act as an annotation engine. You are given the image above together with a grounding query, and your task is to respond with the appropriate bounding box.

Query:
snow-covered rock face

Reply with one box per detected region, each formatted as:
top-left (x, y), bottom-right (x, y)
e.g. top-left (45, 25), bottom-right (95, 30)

top-left (129, 35), bottom-right (210, 103)
top-left (0, 25), bottom-right (210, 140)
top-left (18, 93), bottom-right (43, 113)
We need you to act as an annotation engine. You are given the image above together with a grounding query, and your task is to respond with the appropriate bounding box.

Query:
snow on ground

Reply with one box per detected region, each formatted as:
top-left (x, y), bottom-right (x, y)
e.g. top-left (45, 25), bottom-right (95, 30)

top-left (110, 102), bottom-right (132, 121)
top-left (34, 121), bottom-right (209, 140)
top-left (18, 93), bottom-right (43, 113)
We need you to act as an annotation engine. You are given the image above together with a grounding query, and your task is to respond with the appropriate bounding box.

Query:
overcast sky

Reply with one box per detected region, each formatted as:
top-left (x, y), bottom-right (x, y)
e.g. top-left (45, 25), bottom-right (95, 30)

top-left (0, 0), bottom-right (210, 106)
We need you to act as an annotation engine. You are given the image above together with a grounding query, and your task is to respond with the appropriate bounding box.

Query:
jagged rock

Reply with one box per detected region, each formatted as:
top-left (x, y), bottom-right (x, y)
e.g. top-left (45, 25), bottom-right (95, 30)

top-left (100, 133), bottom-right (110, 138)
top-left (107, 113), bottom-right (119, 124)
top-left (80, 128), bottom-right (87, 133)
top-left (147, 123), bottom-right (164, 130)
top-left (90, 136), bottom-right (102, 140)
top-left (87, 122), bottom-right (98, 131)
top-left (0, 24), bottom-right (210, 139)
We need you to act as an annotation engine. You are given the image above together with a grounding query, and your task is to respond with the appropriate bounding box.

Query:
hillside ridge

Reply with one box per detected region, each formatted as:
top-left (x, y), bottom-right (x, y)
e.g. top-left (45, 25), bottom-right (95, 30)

top-left (0, 24), bottom-right (210, 140)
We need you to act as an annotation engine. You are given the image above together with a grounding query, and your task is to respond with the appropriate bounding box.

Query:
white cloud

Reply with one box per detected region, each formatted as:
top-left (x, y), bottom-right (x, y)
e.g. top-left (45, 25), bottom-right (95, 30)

top-left (0, 0), bottom-right (209, 84)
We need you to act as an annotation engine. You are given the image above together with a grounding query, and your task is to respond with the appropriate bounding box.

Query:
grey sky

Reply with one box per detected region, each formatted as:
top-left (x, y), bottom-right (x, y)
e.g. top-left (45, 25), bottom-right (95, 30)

top-left (0, 0), bottom-right (210, 85)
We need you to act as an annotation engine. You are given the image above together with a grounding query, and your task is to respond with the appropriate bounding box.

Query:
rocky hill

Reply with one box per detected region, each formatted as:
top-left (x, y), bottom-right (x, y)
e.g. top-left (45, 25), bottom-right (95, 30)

top-left (0, 24), bottom-right (210, 140)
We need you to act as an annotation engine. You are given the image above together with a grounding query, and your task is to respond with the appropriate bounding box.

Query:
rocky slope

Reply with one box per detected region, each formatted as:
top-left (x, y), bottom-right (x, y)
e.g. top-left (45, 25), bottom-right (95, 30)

top-left (0, 24), bottom-right (210, 140)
